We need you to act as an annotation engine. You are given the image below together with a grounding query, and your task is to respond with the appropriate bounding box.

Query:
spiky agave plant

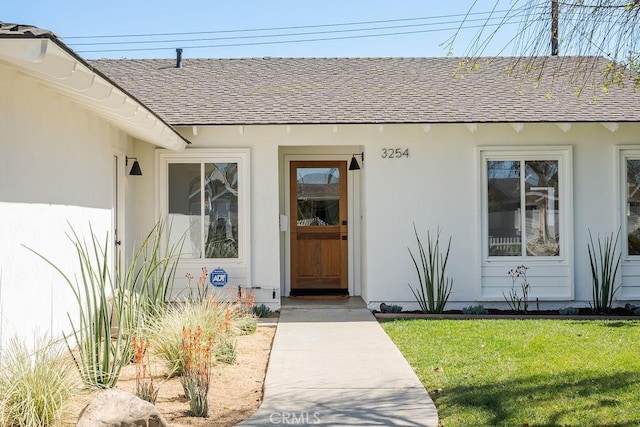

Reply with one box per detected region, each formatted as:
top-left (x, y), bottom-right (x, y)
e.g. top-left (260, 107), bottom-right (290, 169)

top-left (588, 229), bottom-right (621, 314)
top-left (407, 224), bottom-right (453, 314)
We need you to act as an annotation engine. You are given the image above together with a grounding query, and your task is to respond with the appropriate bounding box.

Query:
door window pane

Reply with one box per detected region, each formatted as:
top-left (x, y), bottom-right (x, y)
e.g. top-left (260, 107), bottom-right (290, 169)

top-left (627, 159), bottom-right (640, 255)
top-left (525, 161), bottom-right (559, 256)
top-left (296, 167), bottom-right (340, 226)
top-left (488, 161), bottom-right (522, 256)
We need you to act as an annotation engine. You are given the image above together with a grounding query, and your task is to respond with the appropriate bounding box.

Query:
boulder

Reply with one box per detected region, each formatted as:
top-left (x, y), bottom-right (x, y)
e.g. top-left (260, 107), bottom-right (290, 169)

top-left (77, 389), bottom-right (169, 427)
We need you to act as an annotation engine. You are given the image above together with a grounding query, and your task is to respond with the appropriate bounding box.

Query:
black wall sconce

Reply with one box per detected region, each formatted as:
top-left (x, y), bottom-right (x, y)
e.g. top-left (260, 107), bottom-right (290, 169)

top-left (126, 156), bottom-right (143, 176)
top-left (349, 152), bottom-right (364, 171)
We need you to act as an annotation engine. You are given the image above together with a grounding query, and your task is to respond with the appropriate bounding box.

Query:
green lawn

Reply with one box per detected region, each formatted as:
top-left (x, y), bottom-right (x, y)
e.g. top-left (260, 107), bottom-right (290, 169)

top-left (381, 319), bottom-right (640, 427)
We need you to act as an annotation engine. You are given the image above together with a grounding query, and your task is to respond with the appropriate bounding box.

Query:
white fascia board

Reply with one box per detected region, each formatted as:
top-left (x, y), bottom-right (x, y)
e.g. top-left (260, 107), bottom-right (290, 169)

top-left (0, 37), bottom-right (47, 62)
top-left (601, 122), bottom-right (619, 133)
top-left (0, 38), bottom-right (186, 151)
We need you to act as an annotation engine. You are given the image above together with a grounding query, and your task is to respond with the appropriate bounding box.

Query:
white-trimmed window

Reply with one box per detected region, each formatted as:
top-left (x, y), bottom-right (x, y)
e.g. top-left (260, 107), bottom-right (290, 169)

top-left (622, 150), bottom-right (640, 257)
top-left (159, 149), bottom-right (250, 263)
top-left (481, 147), bottom-right (572, 260)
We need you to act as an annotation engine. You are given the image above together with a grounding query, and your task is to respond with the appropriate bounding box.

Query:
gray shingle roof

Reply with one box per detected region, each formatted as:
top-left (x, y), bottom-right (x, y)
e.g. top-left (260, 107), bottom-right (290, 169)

top-left (0, 22), bottom-right (55, 37)
top-left (90, 56), bottom-right (640, 126)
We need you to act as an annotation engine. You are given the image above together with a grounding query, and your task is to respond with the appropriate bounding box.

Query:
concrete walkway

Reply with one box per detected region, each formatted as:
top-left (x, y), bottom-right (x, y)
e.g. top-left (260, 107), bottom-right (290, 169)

top-left (240, 298), bottom-right (439, 426)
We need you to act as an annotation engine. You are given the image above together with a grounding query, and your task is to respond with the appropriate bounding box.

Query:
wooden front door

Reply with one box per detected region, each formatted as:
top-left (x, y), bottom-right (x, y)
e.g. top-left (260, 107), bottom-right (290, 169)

top-left (290, 161), bottom-right (348, 295)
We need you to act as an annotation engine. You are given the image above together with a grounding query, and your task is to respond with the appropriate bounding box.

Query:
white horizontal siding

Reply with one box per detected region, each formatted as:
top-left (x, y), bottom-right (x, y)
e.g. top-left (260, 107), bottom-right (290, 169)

top-left (620, 262), bottom-right (640, 299)
top-left (481, 264), bottom-right (572, 300)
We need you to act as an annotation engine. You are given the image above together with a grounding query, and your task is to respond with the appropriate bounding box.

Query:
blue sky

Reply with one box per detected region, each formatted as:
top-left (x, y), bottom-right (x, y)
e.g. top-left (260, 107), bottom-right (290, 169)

top-left (4, 1), bottom-right (523, 59)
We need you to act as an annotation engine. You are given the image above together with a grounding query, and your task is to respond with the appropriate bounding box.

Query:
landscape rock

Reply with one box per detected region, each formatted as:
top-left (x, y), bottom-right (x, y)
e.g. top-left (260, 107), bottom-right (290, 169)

top-left (77, 389), bottom-right (169, 427)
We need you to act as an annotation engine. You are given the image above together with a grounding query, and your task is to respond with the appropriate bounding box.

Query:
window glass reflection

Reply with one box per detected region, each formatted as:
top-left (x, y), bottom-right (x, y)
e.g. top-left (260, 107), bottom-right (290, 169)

top-left (296, 168), bottom-right (340, 226)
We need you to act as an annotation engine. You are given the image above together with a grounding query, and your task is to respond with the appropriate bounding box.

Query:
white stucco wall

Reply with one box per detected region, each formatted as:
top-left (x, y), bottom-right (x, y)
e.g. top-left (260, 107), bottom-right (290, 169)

top-left (130, 121), bottom-right (640, 311)
top-left (0, 63), bottom-right (139, 345)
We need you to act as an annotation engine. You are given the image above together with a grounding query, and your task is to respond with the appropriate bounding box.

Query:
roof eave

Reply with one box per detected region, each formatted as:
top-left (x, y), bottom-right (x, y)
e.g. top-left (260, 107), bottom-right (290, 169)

top-left (172, 119), bottom-right (636, 127)
top-left (0, 33), bottom-right (188, 151)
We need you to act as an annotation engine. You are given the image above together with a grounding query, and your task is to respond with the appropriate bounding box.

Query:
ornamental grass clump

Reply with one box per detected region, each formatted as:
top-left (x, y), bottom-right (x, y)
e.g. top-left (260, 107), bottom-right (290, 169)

top-left (407, 224), bottom-right (453, 313)
top-left (145, 286), bottom-right (258, 376)
top-left (0, 335), bottom-right (79, 427)
top-left (214, 309), bottom-right (238, 364)
top-left (180, 326), bottom-right (212, 418)
top-left (233, 288), bottom-right (258, 335)
top-left (145, 298), bottom-right (226, 377)
top-left (588, 229), bottom-right (621, 314)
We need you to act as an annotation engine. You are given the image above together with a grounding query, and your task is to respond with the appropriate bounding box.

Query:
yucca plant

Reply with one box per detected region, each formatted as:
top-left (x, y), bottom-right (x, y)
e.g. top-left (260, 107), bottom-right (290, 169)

top-left (0, 335), bottom-right (79, 427)
top-left (26, 220), bottom-right (185, 388)
top-left (588, 229), bottom-right (621, 314)
top-left (407, 224), bottom-right (453, 314)
top-left (27, 225), bottom-right (131, 388)
top-left (124, 219), bottom-right (184, 323)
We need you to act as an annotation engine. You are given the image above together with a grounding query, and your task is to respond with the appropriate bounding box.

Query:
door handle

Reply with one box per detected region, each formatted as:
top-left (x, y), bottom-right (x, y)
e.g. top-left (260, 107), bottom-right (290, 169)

top-left (341, 235), bottom-right (348, 240)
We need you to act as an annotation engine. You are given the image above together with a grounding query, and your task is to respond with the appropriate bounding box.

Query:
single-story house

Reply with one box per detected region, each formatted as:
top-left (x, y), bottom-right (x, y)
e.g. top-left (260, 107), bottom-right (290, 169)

top-left (2, 22), bottom-right (640, 341)
top-left (0, 23), bottom-right (187, 344)
top-left (91, 54), bottom-right (640, 309)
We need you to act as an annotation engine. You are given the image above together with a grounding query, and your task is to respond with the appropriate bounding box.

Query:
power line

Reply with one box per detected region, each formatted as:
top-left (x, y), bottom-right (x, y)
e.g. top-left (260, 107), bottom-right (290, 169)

top-left (68, 15), bottom-right (520, 47)
top-left (63, 8), bottom-right (518, 40)
top-left (75, 20), bottom-right (525, 54)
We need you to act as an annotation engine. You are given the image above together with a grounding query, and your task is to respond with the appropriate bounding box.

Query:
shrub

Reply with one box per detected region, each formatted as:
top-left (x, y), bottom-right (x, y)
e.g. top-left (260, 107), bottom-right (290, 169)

top-left (462, 305), bottom-right (489, 315)
top-left (253, 303), bottom-right (272, 318)
top-left (588, 229), bottom-right (621, 314)
top-left (407, 224), bottom-right (453, 314)
top-left (380, 303), bottom-right (403, 313)
top-left (559, 306), bottom-right (579, 316)
top-left (0, 335), bottom-right (78, 427)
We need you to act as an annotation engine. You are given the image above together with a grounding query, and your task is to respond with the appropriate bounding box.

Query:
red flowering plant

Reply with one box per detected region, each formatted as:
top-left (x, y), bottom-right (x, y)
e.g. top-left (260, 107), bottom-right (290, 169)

top-left (180, 326), bottom-right (213, 417)
top-left (132, 336), bottom-right (158, 404)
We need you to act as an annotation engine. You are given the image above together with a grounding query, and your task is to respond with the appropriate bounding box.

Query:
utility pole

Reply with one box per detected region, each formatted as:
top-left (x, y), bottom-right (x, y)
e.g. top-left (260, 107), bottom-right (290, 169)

top-left (551, 0), bottom-right (559, 55)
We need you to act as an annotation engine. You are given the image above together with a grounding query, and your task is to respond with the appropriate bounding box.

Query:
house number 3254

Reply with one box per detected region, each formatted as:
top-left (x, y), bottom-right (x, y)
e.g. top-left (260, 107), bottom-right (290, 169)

top-left (381, 148), bottom-right (409, 159)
